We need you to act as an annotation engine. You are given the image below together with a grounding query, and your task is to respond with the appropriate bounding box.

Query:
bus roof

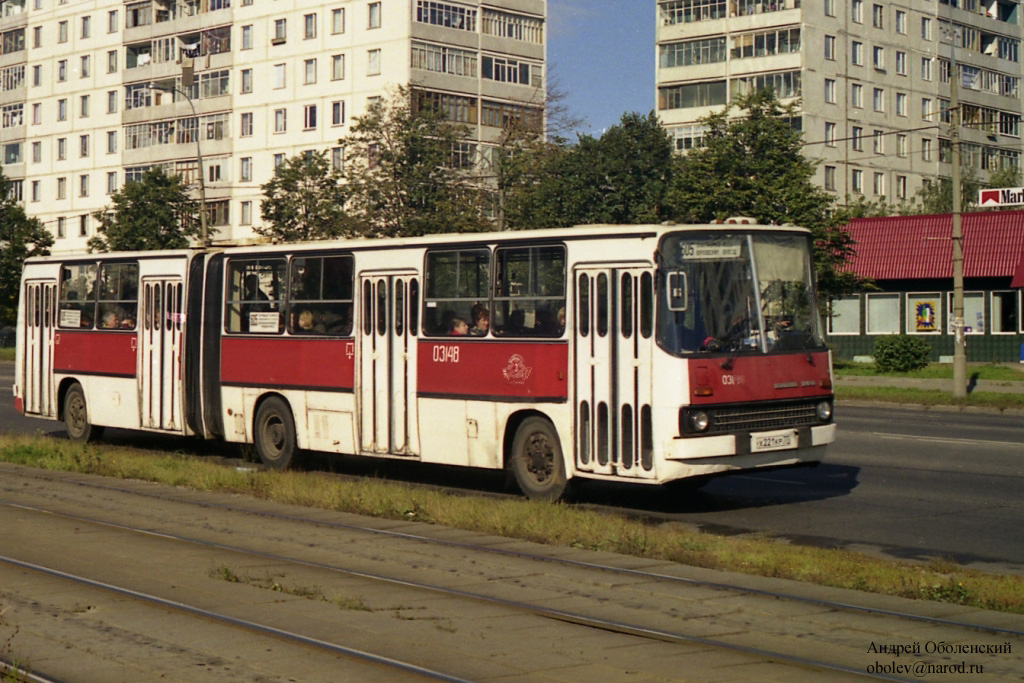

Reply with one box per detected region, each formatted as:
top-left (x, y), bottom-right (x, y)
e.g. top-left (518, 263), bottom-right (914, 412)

top-left (26, 223), bottom-right (812, 263)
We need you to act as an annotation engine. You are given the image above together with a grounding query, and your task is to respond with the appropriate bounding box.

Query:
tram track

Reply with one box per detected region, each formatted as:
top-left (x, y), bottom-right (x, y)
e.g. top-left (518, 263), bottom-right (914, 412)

top-left (2, 465), bottom-right (1022, 681)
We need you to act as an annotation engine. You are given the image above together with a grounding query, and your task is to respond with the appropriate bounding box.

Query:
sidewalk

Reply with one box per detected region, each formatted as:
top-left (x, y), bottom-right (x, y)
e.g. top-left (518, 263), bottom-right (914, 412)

top-left (835, 374), bottom-right (1024, 394)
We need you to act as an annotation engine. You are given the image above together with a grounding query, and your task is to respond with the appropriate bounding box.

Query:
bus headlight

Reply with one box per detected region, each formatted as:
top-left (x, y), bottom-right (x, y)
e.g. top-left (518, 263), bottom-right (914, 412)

top-left (816, 401), bottom-right (832, 421)
top-left (690, 410), bottom-right (710, 432)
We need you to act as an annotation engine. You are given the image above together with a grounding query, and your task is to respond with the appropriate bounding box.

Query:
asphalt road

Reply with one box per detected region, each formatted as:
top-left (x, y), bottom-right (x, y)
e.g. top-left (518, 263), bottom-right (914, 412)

top-left (2, 361), bottom-right (1022, 572)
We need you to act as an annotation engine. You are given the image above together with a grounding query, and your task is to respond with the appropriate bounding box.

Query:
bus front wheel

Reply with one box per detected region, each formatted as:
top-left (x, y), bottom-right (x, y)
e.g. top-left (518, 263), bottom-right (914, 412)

top-left (254, 397), bottom-right (298, 469)
top-left (64, 383), bottom-right (103, 443)
top-left (510, 417), bottom-right (567, 502)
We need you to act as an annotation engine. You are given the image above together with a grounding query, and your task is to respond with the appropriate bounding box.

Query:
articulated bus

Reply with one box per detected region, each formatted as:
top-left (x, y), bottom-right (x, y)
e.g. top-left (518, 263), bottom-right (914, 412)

top-left (14, 223), bottom-right (836, 500)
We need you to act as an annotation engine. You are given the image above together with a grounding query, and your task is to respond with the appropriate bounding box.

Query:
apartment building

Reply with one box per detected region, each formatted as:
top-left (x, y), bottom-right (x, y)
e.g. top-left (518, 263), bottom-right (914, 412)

top-left (0, 0), bottom-right (546, 251)
top-left (655, 0), bottom-right (1023, 206)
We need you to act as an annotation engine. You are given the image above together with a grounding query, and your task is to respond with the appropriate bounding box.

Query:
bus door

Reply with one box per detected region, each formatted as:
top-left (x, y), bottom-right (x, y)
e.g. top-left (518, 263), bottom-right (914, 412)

top-left (139, 278), bottom-right (184, 432)
top-left (358, 272), bottom-right (420, 456)
top-left (22, 280), bottom-right (57, 417)
top-left (573, 266), bottom-right (654, 478)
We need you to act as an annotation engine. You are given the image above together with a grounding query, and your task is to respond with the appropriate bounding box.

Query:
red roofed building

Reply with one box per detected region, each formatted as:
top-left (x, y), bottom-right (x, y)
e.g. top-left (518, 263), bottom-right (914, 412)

top-left (826, 211), bottom-right (1024, 363)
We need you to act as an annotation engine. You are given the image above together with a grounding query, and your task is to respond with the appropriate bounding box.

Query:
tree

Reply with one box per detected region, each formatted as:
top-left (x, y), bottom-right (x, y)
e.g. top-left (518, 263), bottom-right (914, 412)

top-left (88, 167), bottom-right (202, 252)
top-left (502, 112), bottom-right (676, 230)
top-left (904, 166), bottom-right (982, 215)
top-left (258, 151), bottom-right (357, 242)
top-left (339, 86), bottom-right (489, 237)
top-left (667, 90), bottom-right (867, 300)
top-left (0, 168), bottom-right (53, 324)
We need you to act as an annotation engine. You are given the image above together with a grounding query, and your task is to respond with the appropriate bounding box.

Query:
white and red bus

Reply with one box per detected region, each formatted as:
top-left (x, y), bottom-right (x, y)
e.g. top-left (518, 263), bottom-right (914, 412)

top-left (14, 223), bottom-right (836, 500)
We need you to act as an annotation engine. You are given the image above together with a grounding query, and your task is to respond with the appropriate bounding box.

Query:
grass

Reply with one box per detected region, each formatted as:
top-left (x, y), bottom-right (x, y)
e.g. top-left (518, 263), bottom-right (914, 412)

top-left (2, 434), bottom-right (1024, 616)
top-left (0, 349), bottom-right (13, 362)
top-left (835, 386), bottom-right (1024, 411)
top-left (834, 360), bottom-right (1024, 382)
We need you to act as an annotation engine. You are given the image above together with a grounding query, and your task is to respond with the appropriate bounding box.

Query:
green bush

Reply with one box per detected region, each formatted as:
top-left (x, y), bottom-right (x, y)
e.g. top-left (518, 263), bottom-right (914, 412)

top-left (873, 335), bottom-right (932, 373)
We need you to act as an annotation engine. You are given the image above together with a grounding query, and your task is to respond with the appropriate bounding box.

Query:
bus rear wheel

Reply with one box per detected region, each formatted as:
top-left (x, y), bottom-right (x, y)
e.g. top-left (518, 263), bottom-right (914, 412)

top-left (254, 397), bottom-right (298, 470)
top-left (510, 417), bottom-right (567, 502)
top-left (64, 383), bottom-right (103, 443)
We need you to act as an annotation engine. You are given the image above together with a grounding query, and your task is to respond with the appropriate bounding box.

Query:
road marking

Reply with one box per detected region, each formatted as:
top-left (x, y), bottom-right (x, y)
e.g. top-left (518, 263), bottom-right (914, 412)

top-left (870, 432), bottom-right (1024, 448)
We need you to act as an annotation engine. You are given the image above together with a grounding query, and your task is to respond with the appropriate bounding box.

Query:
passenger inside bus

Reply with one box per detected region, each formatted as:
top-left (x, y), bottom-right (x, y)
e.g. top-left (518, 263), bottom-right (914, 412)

top-left (450, 317), bottom-right (469, 335)
top-left (100, 310), bottom-right (120, 329)
top-left (470, 304), bottom-right (489, 335)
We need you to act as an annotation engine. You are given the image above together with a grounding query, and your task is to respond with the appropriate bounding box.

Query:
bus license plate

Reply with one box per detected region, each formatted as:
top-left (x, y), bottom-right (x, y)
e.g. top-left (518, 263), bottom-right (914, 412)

top-left (751, 429), bottom-right (797, 453)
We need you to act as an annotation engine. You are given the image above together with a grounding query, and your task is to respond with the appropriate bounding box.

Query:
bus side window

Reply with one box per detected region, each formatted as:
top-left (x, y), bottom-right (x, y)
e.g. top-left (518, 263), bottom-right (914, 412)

top-left (288, 254), bottom-right (354, 336)
top-left (621, 273), bottom-right (633, 339)
top-left (409, 279), bottom-right (419, 334)
top-left (225, 258), bottom-right (286, 334)
top-left (422, 248), bottom-right (490, 336)
top-left (58, 263), bottom-right (97, 329)
top-left (97, 262), bottom-right (138, 330)
top-left (640, 272), bottom-right (654, 339)
top-left (579, 274), bottom-right (589, 337)
top-left (494, 244), bottom-right (565, 337)
top-left (596, 273), bottom-right (608, 337)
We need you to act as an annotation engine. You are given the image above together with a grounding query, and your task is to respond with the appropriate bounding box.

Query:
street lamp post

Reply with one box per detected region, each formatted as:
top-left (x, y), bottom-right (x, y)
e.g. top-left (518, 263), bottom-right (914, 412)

top-left (148, 82), bottom-right (209, 247)
top-left (945, 32), bottom-right (967, 399)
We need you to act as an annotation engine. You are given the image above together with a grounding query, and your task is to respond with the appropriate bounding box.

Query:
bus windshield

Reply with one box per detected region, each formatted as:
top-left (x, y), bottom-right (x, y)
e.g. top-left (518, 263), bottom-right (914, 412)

top-left (656, 231), bottom-right (824, 355)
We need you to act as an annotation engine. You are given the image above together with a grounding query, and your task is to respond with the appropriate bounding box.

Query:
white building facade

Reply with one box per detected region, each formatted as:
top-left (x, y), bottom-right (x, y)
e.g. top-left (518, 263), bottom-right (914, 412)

top-left (0, 0), bottom-right (546, 251)
top-left (655, 0), bottom-right (1023, 205)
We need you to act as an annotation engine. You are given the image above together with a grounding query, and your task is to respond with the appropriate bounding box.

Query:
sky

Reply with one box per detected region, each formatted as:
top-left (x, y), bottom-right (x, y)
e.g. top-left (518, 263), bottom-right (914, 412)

top-left (547, 1), bottom-right (656, 137)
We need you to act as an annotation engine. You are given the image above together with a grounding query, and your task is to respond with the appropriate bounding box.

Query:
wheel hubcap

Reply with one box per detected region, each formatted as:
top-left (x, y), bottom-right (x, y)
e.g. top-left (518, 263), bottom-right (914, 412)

top-left (524, 433), bottom-right (554, 483)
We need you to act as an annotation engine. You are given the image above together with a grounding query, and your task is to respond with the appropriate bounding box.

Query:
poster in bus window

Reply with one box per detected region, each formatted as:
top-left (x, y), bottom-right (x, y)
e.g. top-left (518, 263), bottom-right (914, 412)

top-left (59, 309), bottom-right (81, 327)
top-left (249, 311), bottom-right (279, 333)
top-left (915, 301), bottom-right (937, 332)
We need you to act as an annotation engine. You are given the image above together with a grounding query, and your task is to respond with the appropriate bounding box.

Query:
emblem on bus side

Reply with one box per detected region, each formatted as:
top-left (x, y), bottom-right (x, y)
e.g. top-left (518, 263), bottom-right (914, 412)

top-left (502, 354), bottom-right (532, 384)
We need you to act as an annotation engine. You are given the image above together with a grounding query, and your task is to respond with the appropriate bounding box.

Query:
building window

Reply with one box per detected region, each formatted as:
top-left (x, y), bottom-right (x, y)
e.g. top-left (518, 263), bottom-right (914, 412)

top-left (895, 10), bottom-right (906, 34)
top-left (31, 180), bottom-right (39, 202)
top-left (32, 26), bottom-right (41, 48)
top-left (873, 46), bottom-right (884, 70)
top-left (367, 49), bottom-right (381, 75)
top-left (873, 88), bottom-right (884, 112)
top-left (851, 83), bottom-right (862, 108)
top-left (80, 134), bottom-right (89, 157)
top-left (921, 137), bottom-right (933, 161)
top-left (274, 153), bottom-right (285, 169)
top-left (921, 18), bottom-right (932, 41)
top-left (241, 68), bottom-right (252, 93)
top-left (867, 293), bottom-right (899, 334)
top-left (80, 95), bottom-right (90, 117)
top-left (274, 108), bottom-right (286, 133)
top-left (241, 112), bottom-right (253, 137)
top-left (107, 90), bottom-right (117, 113)
top-left (851, 41), bottom-right (863, 66)
top-left (896, 92), bottom-right (906, 117)
top-left (31, 141), bottom-right (40, 163)
top-left (304, 59), bottom-right (316, 84)
top-left (107, 50), bottom-right (117, 73)
top-left (57, 217), bottom-right (66, 238)
top-left (79, 214), bottom-right (89, 236)
top-left (108, 10), bottom-right (118, 33)
top-left (895, 51), bottom-right (906, 75)
top-left (828, 296), bottom-right (860, 335)
top-left (824, 0), bottom-right (835, 17)
top-left (273, 19), bottom-right (286, 43)
top-left (80, 55), bottom-right (90, 78)
top-left (57, 177), bottom-right (66, 200)
top-left (332, 100), bottom-right (345, 125)
top-left (79, 175), bottom-right (89, 197)
top-left (922, 98), bottom-right (933, 121)
top-left (896, 175), bottom-right (907, 199)
top-left (332, 146), bottom-right (343, 170)
top-left (852, 126), bottom-right (863, 151)
top-left (57, 138), bottom-right (66, 160)
top-left (57, 99), bottom-right (67, 121)
top-left (368, 2), bottom-right (380, 28)
top-left (921, 57), bottom-right (932, 81)
top-left (332, 8), bottom-right (344, 34)
top-left (824, 165), bottom-right (836, 191)
top-left (948, 292), bottom-right (985, 335)
top-left (851, 0), bottom-right (862, 22)
top-left (851, 168), bottom-right (863, 193)
top-left (58, 20), bottom-right (67, 43)
top-left (991, 291), bottom-right (1021, 334)
top-left (107, 130), bottom-right (116, 153)
top-left (873, 172), bottom-right (884, 196)
top-left (58, 60), bottom-right (67, 82)
top-left (896, 134), bottom-right (907, 157)
top-left (242, 25), bottom-right (252, 50)
top-left (824, 78), bottom-right (835, 104)
top-left (31, 103), bottom-right (40, 125)
top-left (241, 201), bottom-right (252, 225)
top-left (303, 104), bottom-right (317, 129)
top-left (873, 130), bottom-right (883, 154)
top-left (824, 35), bottom-right (835, 61)
top-left (240, 157), bottom-right (251, 182)
top-left (304, 13), bottom-right (316, 39)
top-left (871, 4), bottom-right (882, 29)
top-left (32, 65), bottom-right (40, 87)
top-left (81, 15), bottom-right (90, 38)
top-left (106, 172), bottom-right (117, 195)
top-left (273, 64), bottom-right (285, 89)
top-left (332, 54), bottom-right (344, 80)
top-left (825, 122), bottom-right (836, 147)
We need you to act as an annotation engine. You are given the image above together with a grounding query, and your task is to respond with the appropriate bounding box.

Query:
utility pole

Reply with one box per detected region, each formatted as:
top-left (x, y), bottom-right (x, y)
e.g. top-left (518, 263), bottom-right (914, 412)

top-left (949, 38), bottom-right (967, 398)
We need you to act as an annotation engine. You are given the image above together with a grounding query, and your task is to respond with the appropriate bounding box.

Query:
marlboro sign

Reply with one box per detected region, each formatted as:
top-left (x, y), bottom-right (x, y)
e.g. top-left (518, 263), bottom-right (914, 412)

top-left (979, 187), bottom-right (1024, 207)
